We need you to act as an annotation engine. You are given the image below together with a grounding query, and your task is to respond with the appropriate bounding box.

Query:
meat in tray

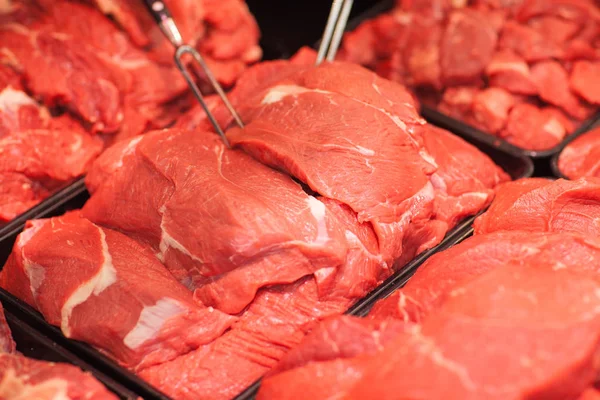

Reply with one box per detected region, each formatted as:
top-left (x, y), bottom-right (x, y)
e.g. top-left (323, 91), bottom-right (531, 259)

top-left (336, 0), bottom-right (600, 158)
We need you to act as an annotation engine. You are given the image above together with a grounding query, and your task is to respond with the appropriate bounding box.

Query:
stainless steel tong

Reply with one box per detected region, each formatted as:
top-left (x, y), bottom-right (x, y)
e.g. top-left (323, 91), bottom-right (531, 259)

top-left (143, 0), bottom-right (244, 147)
top-left (316, 0), bottom-right (354, 65)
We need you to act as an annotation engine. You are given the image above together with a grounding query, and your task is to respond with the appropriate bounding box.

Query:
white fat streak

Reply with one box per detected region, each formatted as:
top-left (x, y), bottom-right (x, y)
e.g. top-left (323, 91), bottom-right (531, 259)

top-left (542, 118), bottom-right (565, 140)
top-left (157, 205), bottom-right (204, 264)
top-left (322, 142), bottom-right (375, 156)
top-left (487, 59), bottom-right (530, 76)
top-left (60, 227), bottom-right (117, 337)
top-left (344, 230), bottom-right (386, 268)
top-left (123, 298), bottom-right (185, 349)
top-left (307, 197), bottom-right (329, 245)
top-left (25, 263), bottom-right (45, 299)
top-left (0, 87), bottom-right (37, 113)
top-left (17, 220), bottom-right (46, 248)
top-left (114, 136), bottom-right (143, 169)
top-left (0, 369), bottom-right (70, 400)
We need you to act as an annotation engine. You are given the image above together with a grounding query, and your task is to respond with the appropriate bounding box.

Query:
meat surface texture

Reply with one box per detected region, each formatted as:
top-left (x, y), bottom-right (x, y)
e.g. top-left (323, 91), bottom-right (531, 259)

top-left (256, 177), bottom-right (600, 399)
top-left (2, 58), bottom-right (509, 399)
top-left (338, 0), bottom-right (600, 150)
top-left (0, 302), bottom-right (117, 399)
top-left (558, 126), bottom-right (600, 179)
top-left (0, 0), bottom-right (261, 222)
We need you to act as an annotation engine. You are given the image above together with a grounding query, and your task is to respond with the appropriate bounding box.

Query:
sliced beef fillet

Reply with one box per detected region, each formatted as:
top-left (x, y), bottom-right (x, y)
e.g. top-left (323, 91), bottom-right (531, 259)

top-left (83, 129), bottom-right (350, 314)
top-left (0, 213), bottom-right (236, 371)
top-left (258, 259), bottom-right (600, 400)
top-left (558, 126), bottom-right (600, 179)
top-left (473, 177), bottom-right (600, 236)
top-left (485, 50), bottom-right (538, 95)
top-left (369, 230), bottom-right (600, 322)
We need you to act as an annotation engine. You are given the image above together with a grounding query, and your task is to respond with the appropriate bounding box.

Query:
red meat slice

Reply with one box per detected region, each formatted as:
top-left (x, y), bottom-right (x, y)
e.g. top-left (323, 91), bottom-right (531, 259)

top-left (570, 61), bottom-right (600, 104)
top-left (528, 16), bottom-right (581, 45)
top-left (0, 173), bottom-right (50, 222)
top-left (0, 85), bottom-right (50, 138)
top-left (558, 127), bottom-right (600, 179)
top-left (139, 277), bottom-right (355, 400)
top-left (485, 50), bottom-right (538, 95)
top-left (531, 60), bottom-right (592, 119)
top-left (351, 263), bottom-right (600, 400)
top-left (0, 354), bottom-right (118, 400)
top-left (0, 213), bottom-right (236, 371)
top-left (403, 16), bottom-right (443, 88)
top-left (258, 316), bottom-right (410, 400)
top-left (471, 87), bottom-right (515, 134)
top-left (440, 9), bottom-right (500, 85)
top-left (500, 103), bottom-right (570, 150)
top-left (369, 230), bottom-right (600, 322)
top-left (83, 130), bottom-right (349, 314)
top-left (0, 304), bottom-right (15, 354)
top-left (473, 177), bottom-right (600, 236)
top-left (499, 20), bottom-right (564, 62)
top-left (516, 0), bottom-right (600, 25)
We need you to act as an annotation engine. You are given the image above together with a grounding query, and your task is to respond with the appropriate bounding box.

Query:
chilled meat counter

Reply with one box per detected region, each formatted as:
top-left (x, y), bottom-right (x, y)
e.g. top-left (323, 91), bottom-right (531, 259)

top-left (0, 1), bottom-right (599, 400)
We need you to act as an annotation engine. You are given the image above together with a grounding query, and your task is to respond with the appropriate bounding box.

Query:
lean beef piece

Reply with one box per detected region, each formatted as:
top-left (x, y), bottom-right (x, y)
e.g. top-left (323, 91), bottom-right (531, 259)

top-left (473, 177), bottom-right (600, 236)
top-left (558, 127), bottom-right (600, 179)
top-left (0, 303), bottom-right (117, 400)
top-left (570, 61), bottom-right (600, 105)
top-left (369, 230), bottom-right (600, 322)
top-left (0, 213), bottom-right (236, 371)
top-left (485, 50), bottom-right (538, 95)
top-left (224, 59), bottom-right (508, 262)
top-left (259, 260), bottom-right (600, 400)
top-left (88, 0), bottom-right (262, 86)
top-left (82, 129), bottom-right (351, 314)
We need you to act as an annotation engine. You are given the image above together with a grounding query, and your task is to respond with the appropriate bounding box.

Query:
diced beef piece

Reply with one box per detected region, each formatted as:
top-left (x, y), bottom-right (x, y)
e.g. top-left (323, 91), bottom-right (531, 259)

top-left (558, 127), bottom-right (600, 179)
top-left (501, 103), bottom-right (571, 150)
top-left (499, 20), bottom-right (564, 62)
top-left (486, 50), bottom-right (538, 95)
top-left (570, 61), bottom-right (600, 104)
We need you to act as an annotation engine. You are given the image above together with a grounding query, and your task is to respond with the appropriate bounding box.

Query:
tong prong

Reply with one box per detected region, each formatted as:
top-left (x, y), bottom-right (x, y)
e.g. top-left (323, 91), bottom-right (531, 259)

top-left (174, 45), bottom-right (235, 147)
top-left (316, 0), bottom-right (354, 65)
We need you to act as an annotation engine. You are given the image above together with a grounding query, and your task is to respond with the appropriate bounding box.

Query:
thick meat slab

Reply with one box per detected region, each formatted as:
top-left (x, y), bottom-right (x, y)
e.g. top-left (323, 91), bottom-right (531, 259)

top-left (258, 260), bottom-right (600, 400)
top-left (558, 127), bottom-right (600, 179)
top-left (0, 213), bottom-right (235, 371)
top-left (369, 230), bottom-right (600, 322)
top-left (83, 129), bottom-right (349, 314)
top-left (226, 60), bottom-right (508, 262)
top-left (473, 177), bottom-right (600, 236)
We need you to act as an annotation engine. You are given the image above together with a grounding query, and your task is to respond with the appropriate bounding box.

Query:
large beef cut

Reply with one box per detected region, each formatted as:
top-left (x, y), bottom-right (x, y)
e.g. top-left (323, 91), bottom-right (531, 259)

top-left (558, 126), bottom-right (600, 179)
top-left (0, 302), bottom-right (117, 400)
top-left (1, 213), bottom-right (236, 371)
top-left (337, 0), bottom-right (600, 150)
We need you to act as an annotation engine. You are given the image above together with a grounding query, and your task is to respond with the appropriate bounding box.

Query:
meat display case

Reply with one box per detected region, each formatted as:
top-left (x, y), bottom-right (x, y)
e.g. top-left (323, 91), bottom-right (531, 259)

top-left (2, 306), bottom-right (141, 399)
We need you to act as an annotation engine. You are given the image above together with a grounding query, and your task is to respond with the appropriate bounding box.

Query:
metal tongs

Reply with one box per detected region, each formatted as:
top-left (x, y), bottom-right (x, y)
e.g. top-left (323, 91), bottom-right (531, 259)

top-left (316, 0), bottom-right (354, 65)
top-left (143, 0), bottom-right (243, 147)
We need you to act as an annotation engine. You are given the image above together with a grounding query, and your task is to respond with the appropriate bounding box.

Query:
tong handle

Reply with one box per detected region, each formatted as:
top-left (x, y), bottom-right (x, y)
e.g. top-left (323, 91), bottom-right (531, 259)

top-left (142, 0), bottom-right (172, 23)
top-left (142, 0), bottom-right (183, 47)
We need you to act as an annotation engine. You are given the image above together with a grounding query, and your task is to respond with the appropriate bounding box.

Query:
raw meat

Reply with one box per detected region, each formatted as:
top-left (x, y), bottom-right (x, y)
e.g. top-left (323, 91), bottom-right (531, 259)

top-left (225, 59), bottom-right (508, 261)
top-left (369, 230), bottom-right (600, 322)
top-left (0, 303), bottom-right (117, 399)
top-left (558, 126), bottom-right (600, 179)
top-left (473, 177), bottom-right (600, 236)
top-left (337, 0), bottom-right (600, 151)
top-left (0, 213), bottom-right (236, 371)
top-left (259, 259), bottom-right (600, 399)
top-left (82, 129), bottom-right (353, 314)
top-left (570, 61), bottom-right (600, 105)
top-left (0, 303), bottom-right (15, 354)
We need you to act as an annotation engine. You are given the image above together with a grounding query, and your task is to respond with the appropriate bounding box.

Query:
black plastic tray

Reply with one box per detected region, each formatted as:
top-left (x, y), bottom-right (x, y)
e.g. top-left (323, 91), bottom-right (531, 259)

top-left (550, 120), bottom-right (600, 179)
top-left (338, 0), bottom-right (600, 160)
top-left (2, 306), bottom-right (140, 399)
